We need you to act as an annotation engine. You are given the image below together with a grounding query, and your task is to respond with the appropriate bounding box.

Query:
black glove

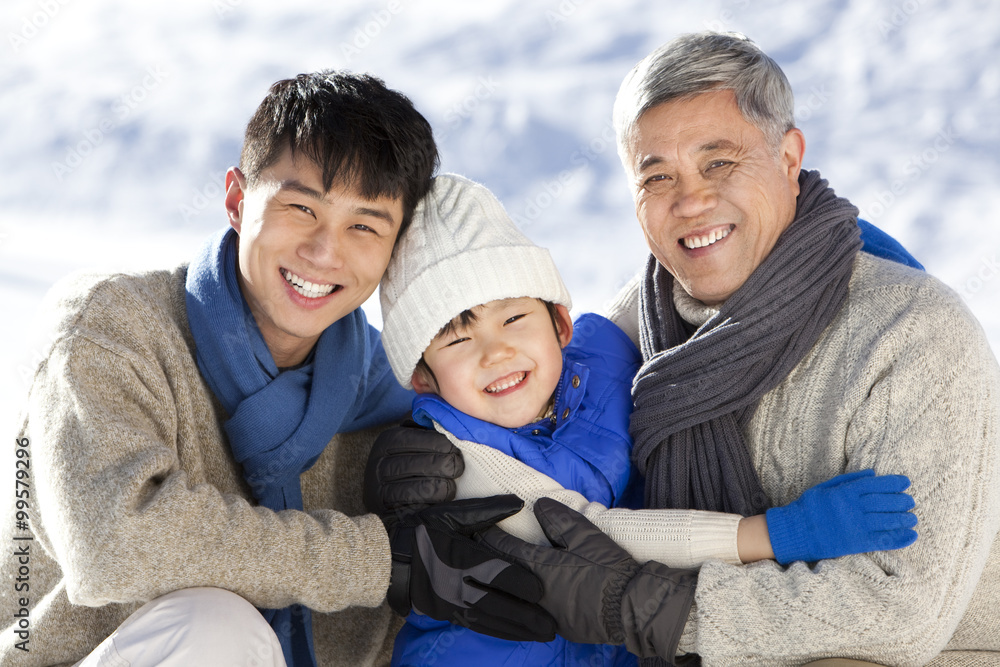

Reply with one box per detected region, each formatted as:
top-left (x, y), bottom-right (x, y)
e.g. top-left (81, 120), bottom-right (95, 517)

top-left (364, 421), bottom-right (465, 515)
top-left (481, 497), bottom-right (697, 659)
top-left (385, 494), bottom-right (557, 643)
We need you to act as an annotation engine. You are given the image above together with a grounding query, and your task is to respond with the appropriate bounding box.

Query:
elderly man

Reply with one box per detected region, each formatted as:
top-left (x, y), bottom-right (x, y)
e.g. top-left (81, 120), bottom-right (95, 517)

top-left (0, 71), bottom-right (552, 666)
top-left (485, 32), bottom-right (1000, 666)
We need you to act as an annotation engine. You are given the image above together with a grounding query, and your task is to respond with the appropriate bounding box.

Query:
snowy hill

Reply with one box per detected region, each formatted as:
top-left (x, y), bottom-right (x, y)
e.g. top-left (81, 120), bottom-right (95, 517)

top-left (2, 0), bottom-right (998, 440)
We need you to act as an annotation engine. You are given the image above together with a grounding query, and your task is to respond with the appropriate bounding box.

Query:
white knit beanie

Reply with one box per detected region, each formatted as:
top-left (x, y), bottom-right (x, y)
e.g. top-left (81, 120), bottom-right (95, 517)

top-left (380, 173), bottom-right (572, 389)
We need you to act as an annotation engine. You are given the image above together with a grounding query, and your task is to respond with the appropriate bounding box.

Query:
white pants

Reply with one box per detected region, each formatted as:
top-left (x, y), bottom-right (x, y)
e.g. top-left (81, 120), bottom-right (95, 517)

top-left (74, 587), bottom-right (287, 667)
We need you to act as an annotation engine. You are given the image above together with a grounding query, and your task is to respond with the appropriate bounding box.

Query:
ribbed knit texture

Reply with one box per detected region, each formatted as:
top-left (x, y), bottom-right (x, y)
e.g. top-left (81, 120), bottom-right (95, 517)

top-left (447, 433), bottom-right (742, 567)
top-left (631, 170), bottom-right (863, 518)
top-left (380, 173), bottom-right (571, 388)
top-left (607, 253), bottom-right (1000, 666)
top-left (0, 267), bottom-right (401, 666)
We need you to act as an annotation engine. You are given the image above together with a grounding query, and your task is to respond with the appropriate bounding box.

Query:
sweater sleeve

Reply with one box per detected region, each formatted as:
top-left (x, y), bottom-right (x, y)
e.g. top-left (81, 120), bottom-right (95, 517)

top-left (602, 271), bottom-right (643, 349)
top-left (679, 278), bottom-right (1000, 666)
top-left (442, 427), bottom-right (741, 568)
top-left (28, 334), bottom-right (391, 613)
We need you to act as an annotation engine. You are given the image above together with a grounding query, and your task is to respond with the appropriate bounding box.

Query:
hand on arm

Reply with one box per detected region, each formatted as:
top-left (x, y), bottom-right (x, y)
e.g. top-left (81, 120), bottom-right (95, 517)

top-left (481, 497), bottom-right (698, 659)
top-left (763, 469), bottom-right (917, 564)
top-left (381, 494), bottom-right (556, 642)
top-left (363, 421), bottom-right (465, 514)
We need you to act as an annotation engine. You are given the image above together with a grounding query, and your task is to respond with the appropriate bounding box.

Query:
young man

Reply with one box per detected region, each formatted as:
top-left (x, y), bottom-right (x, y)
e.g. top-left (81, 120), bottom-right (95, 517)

top-left (1, 72), bottom-right (550, 667)
top-left (374, 174), bottom-right (918, 666)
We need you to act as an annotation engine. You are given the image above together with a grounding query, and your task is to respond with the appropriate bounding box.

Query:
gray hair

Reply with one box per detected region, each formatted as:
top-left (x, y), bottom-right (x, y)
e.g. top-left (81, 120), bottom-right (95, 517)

top-left (614, 32), bottom-right (795, 166)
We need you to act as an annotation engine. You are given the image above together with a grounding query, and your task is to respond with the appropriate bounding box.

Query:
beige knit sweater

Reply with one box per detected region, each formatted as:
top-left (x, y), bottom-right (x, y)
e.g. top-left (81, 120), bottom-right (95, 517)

top-left (606, 252), bottom-right (1000, 667)
top-left (0, 266), bottom-right (402, 666)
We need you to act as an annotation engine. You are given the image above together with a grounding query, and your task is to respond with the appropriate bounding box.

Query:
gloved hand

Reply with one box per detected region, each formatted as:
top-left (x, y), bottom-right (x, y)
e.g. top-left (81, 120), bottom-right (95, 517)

top-left (364, 421), bottom-right (464, 515)
top-left (765, 469), bottom-right (918, 564)
top-left (385, 494), bottom-right (556, 643)
top-left (481, 497), bottom-right (697, 659)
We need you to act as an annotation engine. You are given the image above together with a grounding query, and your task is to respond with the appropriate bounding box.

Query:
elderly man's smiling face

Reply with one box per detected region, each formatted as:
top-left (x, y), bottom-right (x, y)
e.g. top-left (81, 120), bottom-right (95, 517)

top-left (626, 89), bottom-right (805, 305)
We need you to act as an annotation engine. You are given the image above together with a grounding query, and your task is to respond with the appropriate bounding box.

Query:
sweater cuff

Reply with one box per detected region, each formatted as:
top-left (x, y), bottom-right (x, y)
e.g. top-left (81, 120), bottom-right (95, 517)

top-left (351, 513), bottom-right (394, 609)
top-left (595, 509), bottom-right (742, 568)
top-left (687, 512), bottom-right (743, 566)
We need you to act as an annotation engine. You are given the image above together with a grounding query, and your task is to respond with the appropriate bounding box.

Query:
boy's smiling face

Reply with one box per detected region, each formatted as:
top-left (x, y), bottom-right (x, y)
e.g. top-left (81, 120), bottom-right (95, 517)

top-left (412, 297), bottom-right (573, 429)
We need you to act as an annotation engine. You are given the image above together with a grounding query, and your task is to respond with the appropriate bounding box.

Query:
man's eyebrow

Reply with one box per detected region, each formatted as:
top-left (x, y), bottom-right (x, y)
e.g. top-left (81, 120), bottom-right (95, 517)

top-left (352, 205), bottom-right (397, 226)
top-left (698, 139), bottom-right (740, 153)
top-left (277, 179), bottom-right (325, 200)
top-left (637, 139), bottom-right (741, 172)
top-left (277, 180), bottom-right (397, 225)
top-left (637, 154), bottom-right (664, 173)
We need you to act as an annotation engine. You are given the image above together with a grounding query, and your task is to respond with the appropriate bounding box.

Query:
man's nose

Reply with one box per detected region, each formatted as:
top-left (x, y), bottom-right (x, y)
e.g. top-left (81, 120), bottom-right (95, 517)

top-left (672, 176), bottom-right (718, 219)
top-left (299, 225), bottom-right (344, 269)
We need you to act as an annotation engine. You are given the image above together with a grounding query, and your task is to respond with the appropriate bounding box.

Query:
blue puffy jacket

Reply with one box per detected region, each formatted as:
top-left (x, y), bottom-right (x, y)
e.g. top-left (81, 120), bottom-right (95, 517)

top-left (393, 313), bottom-right (641, 667)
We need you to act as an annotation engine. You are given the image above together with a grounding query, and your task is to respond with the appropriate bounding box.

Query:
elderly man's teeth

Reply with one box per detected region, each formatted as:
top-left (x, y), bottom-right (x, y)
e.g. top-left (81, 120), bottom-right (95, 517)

top-left (485, 372), bottom-right (527, 393)
top-left (683, 226), bottom-right (731, 249)
top-left (282, 269), bottom-right (336, 299)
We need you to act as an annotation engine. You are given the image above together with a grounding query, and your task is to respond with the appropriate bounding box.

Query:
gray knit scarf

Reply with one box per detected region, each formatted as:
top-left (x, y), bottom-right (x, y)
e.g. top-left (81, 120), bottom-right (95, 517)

top-left (630, 170), bottom-right (862, 517)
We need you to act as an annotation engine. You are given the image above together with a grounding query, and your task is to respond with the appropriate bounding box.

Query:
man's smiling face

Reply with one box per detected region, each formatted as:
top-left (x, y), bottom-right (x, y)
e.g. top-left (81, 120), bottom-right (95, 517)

top-left (625, 89), bottom-right (805, 305)
top-left (226, 149), bottom-right (404, 367)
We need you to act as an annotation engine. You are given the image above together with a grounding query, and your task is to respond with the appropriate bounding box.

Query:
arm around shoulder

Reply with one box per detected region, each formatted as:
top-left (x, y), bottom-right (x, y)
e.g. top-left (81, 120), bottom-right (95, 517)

top-left (683, 270), bottom-right (1000, 665)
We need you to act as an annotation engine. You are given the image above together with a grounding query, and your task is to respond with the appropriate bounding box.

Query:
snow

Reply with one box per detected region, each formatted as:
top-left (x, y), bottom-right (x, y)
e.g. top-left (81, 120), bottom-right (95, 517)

top-left (2, 0), bottom-right (998, 441)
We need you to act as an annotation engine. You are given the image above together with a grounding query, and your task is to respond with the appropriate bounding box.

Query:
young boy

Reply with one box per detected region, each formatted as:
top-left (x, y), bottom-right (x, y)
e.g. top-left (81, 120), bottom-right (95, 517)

top-left (377, 174), bottom-right (918, 666)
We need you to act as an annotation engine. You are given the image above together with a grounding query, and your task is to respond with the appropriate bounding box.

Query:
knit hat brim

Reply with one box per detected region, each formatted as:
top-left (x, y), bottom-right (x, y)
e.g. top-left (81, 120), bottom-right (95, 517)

top-left (382, 244), bottom-right (571, 388)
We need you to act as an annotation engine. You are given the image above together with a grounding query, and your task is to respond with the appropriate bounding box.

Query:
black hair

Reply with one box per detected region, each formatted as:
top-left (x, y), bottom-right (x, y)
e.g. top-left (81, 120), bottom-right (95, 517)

top-left (239, 70), bottom-right (439, 235)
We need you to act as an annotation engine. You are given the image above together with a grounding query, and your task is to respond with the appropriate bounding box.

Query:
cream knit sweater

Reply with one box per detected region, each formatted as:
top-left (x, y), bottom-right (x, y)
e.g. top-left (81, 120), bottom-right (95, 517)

top-left (0, 267), bottom-right (401, 666)
top-left (606, 252), bottom-right (1000, 667)
top-left (441, 430), bottom-right (743, 568)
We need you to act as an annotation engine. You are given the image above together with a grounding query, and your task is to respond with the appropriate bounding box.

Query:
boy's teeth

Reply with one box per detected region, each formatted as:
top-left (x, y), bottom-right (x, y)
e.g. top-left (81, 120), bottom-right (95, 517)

top-left (683, 226), bottom-right (731, 249)
top-left (282, 269), bottom-right (336, 299)
top-left (485, 372), bottom-right (526, 393)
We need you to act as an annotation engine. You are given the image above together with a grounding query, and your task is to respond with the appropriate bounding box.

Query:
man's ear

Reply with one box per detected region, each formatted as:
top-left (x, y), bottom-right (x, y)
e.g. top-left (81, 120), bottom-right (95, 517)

top-left (780, 128), bottom-right (806, 197)
top-left (410, 366), bottom-right (437, 394)
top-left (553, 303), bottom-right (574, 348)
top-left (225, 167), bottom-right (246, 233)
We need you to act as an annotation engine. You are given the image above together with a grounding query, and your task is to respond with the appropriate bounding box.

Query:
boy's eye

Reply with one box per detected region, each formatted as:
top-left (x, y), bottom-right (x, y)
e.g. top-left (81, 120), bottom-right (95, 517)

top-left (444, 337), bottom-right (470, 347)
top-left (292, 204), bottom-right (315, 216)
top-left (504, 314), bottom-right (527, 325)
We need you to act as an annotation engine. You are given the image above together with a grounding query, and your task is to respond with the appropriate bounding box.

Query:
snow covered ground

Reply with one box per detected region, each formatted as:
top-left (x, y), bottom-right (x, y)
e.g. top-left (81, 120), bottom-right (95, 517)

top-left (2, 0), bottom-right (998, 443)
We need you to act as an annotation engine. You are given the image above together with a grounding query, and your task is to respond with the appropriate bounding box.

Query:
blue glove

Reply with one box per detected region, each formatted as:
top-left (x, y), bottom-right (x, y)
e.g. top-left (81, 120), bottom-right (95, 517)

top-left (765, 469), bottom-right (918, 564)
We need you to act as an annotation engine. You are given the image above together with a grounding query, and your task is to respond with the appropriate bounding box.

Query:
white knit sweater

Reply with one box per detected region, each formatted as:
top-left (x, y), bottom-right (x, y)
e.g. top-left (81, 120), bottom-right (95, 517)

top-left (605, 252), bottom-right (1000, 667)
top-left (443, 429), bottom-right (742, 568)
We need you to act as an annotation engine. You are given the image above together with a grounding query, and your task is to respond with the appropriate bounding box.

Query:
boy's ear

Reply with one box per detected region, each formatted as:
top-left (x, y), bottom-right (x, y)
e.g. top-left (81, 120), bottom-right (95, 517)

top-left (553, 303), bottom-right (573, 348)
top-left (410, 367), bottom-right (437, 394)
top-left (225, 167), bottom-right (246, 233)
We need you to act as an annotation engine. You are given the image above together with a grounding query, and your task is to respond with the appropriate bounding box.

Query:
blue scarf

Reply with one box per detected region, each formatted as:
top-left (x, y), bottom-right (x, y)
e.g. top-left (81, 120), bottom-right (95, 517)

top-left (185, 228), bottom-right (412, 667)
